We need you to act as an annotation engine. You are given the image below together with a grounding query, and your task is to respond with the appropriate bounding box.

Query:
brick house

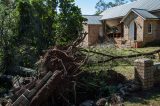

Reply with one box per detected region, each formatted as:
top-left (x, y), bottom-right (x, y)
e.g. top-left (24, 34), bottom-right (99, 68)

top-left (83, 0), bottom-right (160, 47)
top-left (82, 15), bottom-right (102, 46)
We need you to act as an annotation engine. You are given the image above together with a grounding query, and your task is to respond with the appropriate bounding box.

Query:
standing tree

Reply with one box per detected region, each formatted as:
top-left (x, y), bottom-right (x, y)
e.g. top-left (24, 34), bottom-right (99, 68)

top-left (17, 0), bottom-right (84, 66)
top-left (0, 0), bottom-right (84, 72)
top-left (0, 0), bottom-right (18, 73)
top-left (56, 0), bottom-right (84, 45)
top-left (17, 0), bottom-right (58, 67)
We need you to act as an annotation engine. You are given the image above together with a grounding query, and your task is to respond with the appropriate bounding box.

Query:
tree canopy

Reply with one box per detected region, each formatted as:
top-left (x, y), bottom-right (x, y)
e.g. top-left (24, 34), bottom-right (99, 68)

top-left (0, 0), bottom-right (84, 73)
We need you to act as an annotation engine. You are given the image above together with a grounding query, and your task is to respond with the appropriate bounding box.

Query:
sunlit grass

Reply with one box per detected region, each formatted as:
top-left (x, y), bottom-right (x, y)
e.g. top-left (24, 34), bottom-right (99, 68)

top-left (84, 46), bottom-right (160, 105)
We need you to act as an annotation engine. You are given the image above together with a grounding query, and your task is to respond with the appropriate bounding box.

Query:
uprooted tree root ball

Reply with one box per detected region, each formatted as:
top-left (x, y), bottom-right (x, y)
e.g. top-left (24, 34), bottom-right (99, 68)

top-left (4, 48), bottom-right (127, 105)
top-left (5, 39), bottom-right (126, 106)
top-left (5, 33), bottom-right (95, 106)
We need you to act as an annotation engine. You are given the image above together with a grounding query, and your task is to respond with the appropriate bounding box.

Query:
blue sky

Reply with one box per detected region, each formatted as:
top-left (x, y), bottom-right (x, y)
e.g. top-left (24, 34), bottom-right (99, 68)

top-left (75, 0), bottom-right (112, 15)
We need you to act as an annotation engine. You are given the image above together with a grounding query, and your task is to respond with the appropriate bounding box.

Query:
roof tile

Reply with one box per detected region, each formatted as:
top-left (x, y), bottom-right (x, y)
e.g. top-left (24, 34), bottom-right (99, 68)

top-left (100, 0), bottom-right (160, 20)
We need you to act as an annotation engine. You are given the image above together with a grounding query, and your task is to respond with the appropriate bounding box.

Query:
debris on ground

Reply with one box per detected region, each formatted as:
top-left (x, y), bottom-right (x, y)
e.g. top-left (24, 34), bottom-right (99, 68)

top-left (0, 33), bottom-right (146, 106)
top-left (3, 33), bottom-right (88, 106)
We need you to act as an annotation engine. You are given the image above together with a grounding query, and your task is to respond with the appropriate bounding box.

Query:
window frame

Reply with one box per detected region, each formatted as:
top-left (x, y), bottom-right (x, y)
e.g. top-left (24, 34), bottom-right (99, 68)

top-left (148, 23), bottom-right (152, 34)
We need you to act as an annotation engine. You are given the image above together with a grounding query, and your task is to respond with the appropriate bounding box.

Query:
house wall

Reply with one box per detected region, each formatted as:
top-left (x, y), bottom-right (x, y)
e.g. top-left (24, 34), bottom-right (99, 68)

top-left (81, 24), bottom-right (89, 46)
top-left (123, 24), bottom-right (129, 40)
top-left (88, 25), bottom-right (102, 46)
top-left (82, 24), bottom-right (102, 46)
top-left (123, 12), bottom-right (144, 42)
top-left (122, 10), bottom-right (160, 47)
top-left (135, 16), bottom-right (144, 42)
top-left (123, 12), bottom-right (135, 41)
top-left (123, 18), bottom-right (160, 47)
top-left (143, 20), bottom-right (160, 44)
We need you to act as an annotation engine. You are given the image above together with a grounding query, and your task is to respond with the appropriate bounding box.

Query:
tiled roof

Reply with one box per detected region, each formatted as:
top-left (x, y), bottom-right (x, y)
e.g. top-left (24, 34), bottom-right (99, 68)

top-left (100, 0), bottom-right (160, 20)
top-left (83, 15), bottom-right (102, 25)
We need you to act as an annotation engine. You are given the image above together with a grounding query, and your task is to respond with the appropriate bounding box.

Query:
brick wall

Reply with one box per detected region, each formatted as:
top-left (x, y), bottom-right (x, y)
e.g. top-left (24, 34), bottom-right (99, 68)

top-left (81, 25), bottom-right (102, 47)
top-left (88, 25), bottom-right (102, 46)
top-left (81, 24), bottom-right (102, 46)
top-left (135, 16), bottom-right (144, 42)
top-left (81, 24), bottom-right (89, 46)
top-left (123, 11), bottom-right (160, 47)
top-left (134, 59), bottom-right (160, 90)
top-left (143, 20), bottom-right (160, 44)
top-left (134, 59), bottom-right (154, 90)
top-left (154, 63), bottom-right (160, 84)
top-left (123, 13), bottom-right (144, 42)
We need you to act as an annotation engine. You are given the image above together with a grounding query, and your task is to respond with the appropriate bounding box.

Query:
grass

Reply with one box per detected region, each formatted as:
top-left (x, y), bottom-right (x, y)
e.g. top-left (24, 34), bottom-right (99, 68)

top-left (84, 46), bottom-right (160, 106)
top-left (85, 46), bottom-right (160, 79)
top-left (114, 65), bottom-right (134, 80)
top-left (87, 46), bottom-right (160, 56)
top-left (124, 88), bottom-right (160, 106)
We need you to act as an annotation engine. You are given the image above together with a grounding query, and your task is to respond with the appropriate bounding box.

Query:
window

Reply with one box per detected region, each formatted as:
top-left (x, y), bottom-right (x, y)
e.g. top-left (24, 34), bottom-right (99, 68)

top-left (148, 23), bottom-right (152, 34)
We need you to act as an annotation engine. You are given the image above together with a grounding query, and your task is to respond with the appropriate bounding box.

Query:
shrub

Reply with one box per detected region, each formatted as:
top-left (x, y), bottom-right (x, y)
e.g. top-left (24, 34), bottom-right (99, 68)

top-left (144, 40), bottom-right (160, 47)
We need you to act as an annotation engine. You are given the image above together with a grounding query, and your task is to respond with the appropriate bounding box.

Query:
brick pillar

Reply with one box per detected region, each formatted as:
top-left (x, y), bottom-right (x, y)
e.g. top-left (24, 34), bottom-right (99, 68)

top-left (134, 59), bottom-right (154, 90)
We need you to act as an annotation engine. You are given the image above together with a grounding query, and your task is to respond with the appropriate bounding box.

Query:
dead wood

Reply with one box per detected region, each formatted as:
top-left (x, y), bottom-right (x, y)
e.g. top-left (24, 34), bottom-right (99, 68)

top-left (98, 48), bottom-right (160, 63)
top-left (80, 48), bottom-right (114, 57)
top-left (9, 33), bottom-right (87, 106)
top-left (9, 32), bottom-right (160, 106)
top-left (29, 71), bottom-right (62, 106)
top-left (71, 32), bottom-right (88, 47)
top-left (81, 48), bottom-right (160, 63)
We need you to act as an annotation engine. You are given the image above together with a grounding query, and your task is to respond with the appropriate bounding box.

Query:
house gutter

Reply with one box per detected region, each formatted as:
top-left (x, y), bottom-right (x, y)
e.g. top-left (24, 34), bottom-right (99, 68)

top-left (150, 9), bottom-right (160, 13)
top-left (100, 16), bottom-right (123, 21)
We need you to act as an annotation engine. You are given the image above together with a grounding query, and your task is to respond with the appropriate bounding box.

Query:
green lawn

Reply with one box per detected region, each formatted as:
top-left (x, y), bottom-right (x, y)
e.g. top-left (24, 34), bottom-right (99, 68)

top-left (84, 46), bottom-right (160, 106)
top-left (85, 46), bottom-right (160, 79)
top-left (87, 46), bottom-right (160, 56)
top-left (124, 88), bottom-right (160, 106)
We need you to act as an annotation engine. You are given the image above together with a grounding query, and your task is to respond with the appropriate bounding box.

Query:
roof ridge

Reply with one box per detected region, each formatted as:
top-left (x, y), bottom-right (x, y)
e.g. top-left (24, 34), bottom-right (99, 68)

top-left (132, 8), bottom-right (147, 11)
top-left (83, 15), bottom-right (102, 16)
top-left (100, 0), bottom-right (137, 15)
top-left (101, 0), bottom-right (160, 20)
top-left (121, 7), bottom-right (159, 22)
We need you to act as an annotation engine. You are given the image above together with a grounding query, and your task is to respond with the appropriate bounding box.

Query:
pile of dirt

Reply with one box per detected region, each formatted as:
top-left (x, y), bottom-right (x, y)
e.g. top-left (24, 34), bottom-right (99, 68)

top-left (105, 69), bottom-right (127, 85)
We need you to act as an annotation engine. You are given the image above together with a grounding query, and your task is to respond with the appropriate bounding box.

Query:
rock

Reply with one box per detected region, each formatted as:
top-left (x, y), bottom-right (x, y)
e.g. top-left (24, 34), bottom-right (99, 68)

top-left (5, 99), bottom-right (12, 106)
top-left (79, 100), bottom-right (95, 106)
top-left (96, 98), bottom-right (107, 106)
top-left (1, 99), bottom-right (8, 106)
top-left (117, 83), bottom-right (123, 89)
top-left (119, 88), bottom-right (126, 96)
top-left (127, 84), bottom-right (136, 92)
top-left (108, 94), bottom-right (123, 106)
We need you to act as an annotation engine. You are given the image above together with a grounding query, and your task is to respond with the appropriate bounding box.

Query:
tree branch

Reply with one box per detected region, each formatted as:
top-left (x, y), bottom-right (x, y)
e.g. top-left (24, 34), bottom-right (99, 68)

top-left (97, 48), bottom-right (160, 63)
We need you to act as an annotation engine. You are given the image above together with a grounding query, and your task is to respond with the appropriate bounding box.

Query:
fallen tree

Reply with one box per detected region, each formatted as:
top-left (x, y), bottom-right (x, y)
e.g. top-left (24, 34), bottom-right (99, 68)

top-left (4, 32), bottom-right (160, 106)
top-left (5, 33), bottom-right (88, 106)
top-left (81, 48), bottom-right (160, 63)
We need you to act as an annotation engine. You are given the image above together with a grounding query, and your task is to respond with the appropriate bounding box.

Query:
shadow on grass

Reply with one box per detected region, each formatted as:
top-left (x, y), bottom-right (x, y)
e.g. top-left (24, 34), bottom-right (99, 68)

top-left (125, 87), bottom-right (160, 105)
